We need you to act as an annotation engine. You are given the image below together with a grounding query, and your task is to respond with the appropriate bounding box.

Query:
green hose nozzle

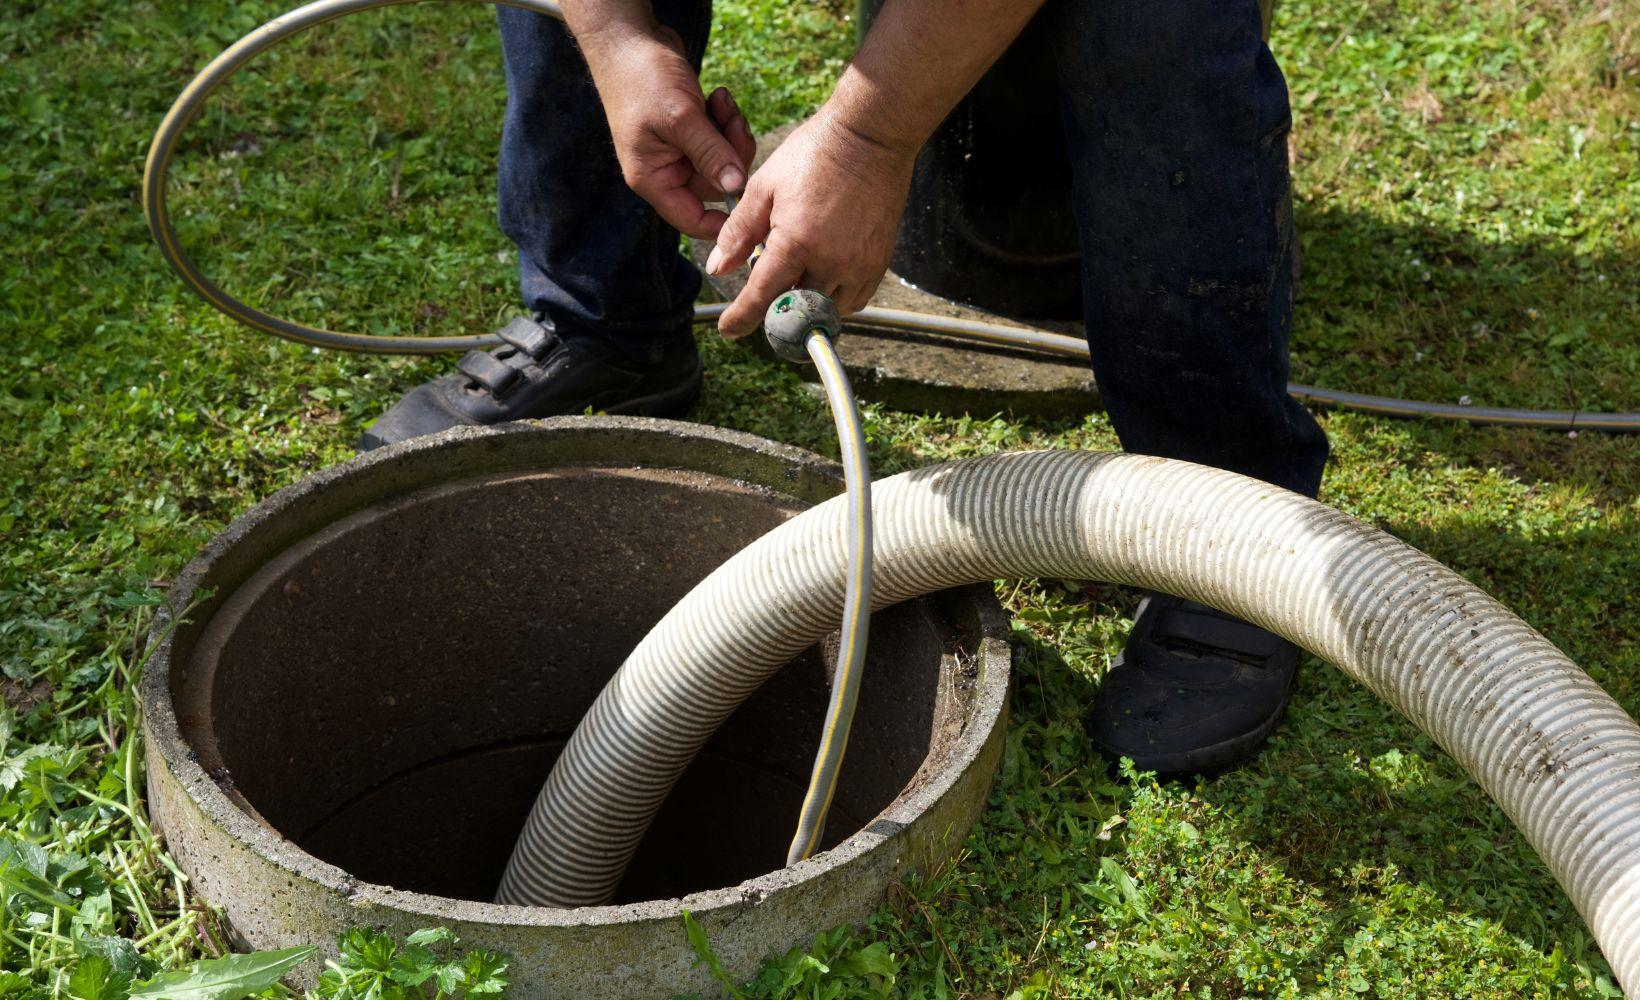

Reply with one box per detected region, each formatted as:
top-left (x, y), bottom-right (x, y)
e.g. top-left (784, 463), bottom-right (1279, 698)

top-left (764, 289), bottom-right (843, 365)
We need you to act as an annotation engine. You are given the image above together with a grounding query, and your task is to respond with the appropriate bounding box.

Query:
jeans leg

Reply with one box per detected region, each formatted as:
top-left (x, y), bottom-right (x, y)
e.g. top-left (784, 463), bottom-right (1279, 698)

top-left (496, 1), bottom-right (712, 361)
top-left (1046, 0), bottom-right (1328, 496)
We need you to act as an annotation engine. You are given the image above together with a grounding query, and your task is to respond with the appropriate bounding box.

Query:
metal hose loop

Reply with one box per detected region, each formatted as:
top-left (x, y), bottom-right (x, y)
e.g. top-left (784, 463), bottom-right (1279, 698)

top-left (142, 0), bottom-right (564, 353)
top-left (146, 0), bottom-right (1636, 429)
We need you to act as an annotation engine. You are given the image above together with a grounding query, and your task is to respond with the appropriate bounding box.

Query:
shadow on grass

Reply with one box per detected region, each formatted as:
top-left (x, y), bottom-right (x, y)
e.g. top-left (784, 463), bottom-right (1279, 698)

top-left (1291, 202), bottom-right (1638, 417)
top-left (692, 200), bottom-right (1637, 495)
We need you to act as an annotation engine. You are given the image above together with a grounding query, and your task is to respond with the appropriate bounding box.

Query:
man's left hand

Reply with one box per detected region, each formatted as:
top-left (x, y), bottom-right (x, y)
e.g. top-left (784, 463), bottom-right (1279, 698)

top-left (706, 109), bottom-right (917, 339)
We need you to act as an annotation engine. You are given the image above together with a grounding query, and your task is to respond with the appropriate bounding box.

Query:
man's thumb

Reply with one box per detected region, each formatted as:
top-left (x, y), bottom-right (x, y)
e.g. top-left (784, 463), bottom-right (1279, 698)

top-left (677, 111), bottom-right (746, 196)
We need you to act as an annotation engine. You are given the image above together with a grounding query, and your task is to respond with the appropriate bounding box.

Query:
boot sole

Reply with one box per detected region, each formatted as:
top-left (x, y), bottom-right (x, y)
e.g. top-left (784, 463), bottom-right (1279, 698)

top-left (358, 362), bottom-right (702, 453)
top-left (1100, 695), bottom-right (1292, 782)
top-left (1090, 662), bottom-right (1299, 781)
top-left (602, 365), bottom-right (702, 419)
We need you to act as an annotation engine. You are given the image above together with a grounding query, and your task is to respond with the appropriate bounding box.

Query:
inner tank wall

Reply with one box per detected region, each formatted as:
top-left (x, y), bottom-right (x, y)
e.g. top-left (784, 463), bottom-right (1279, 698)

top-left (181, 468), bottom-right (954, 902)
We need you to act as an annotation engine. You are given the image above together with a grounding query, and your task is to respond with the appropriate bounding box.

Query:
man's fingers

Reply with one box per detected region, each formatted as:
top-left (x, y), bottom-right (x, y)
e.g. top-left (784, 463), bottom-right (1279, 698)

top-left (629, 90), bottom-right (755, 243)
top-left (797, 273), bottom-right (843, 301)
top-left (664, 99), bottom-right (746, 199)
top-left (621, 149), bottom-right (726, 236)
top-left (727, 115), bottom-right (757, 172)
top-left (687, 172), bottom-right (726, 203)
top-left (645, 183), bottom-right (727, 239)
top-left (842, 277), bottom-right (881, 315)
top-left (707, 87), bottom-right (758, 169)
top-left (684, 90), bottom-right (754, 203)
top-left (718, 239), bottom-right (804, 339)
top-left (707, 182), bottom-right (772, 275)
top-left (706, 87), bottom-right (737, 127)
top-left (644, 155), bottom-right (695, 194)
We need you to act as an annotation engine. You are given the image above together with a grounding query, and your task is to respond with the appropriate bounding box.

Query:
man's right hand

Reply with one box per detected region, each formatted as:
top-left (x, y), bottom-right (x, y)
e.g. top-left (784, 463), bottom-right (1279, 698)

top-left (576, 19), bottom-right (755, 239)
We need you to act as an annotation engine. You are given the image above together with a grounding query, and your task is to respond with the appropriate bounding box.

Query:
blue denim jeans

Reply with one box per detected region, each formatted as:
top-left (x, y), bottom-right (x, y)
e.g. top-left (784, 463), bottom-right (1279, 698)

top-left (496, 0), bottom-right (711, 363)
top-left (496, 0), bottom-right (1328, 496)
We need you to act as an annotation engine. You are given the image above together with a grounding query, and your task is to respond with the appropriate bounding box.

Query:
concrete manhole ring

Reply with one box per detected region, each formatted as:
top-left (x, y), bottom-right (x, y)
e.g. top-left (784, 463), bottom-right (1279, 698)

top-left (141, 416), bottom-right (1011, 998)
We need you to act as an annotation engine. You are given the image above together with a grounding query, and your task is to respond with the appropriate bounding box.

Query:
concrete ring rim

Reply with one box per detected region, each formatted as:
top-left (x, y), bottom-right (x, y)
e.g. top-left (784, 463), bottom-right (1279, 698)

top-left (140, 416), bottom-right (1012, 930)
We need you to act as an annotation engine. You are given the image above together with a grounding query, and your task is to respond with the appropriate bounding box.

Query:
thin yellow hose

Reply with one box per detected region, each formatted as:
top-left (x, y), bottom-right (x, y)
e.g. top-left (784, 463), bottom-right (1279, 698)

top-left (787, 332), bottom-right (874, 865)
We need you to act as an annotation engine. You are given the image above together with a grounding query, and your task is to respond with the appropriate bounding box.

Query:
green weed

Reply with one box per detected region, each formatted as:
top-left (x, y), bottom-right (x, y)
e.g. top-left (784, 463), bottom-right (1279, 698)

top-left (0, 926), bottom-right (508, 1000)
top-left (313, 927), bottom-right (509, 1000)
top-left (683, 911), bottom-right (897, 999)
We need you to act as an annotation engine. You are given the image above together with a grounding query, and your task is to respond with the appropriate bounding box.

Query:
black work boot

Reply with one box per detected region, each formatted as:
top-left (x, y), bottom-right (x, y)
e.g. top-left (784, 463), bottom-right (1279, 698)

top-left (1086, 593), bottom-right (1298, 779)
top-left (358, 316), bottom-right (701, 451)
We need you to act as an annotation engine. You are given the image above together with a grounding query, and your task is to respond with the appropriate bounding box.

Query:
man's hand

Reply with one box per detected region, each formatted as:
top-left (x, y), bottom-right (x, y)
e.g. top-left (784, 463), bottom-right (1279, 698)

top-left (567, 0), bottom-right (1045, 335)
top-left (701, 0), bottom-right (1047, 340)
top-left (706, 111), bottom-right (916, 338)
top-left (577, 20), bottom-right (755, 239)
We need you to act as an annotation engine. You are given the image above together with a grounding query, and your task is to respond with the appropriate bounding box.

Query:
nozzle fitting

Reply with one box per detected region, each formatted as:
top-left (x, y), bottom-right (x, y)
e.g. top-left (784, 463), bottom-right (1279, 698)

top-left (764, 290), bottom-right (842, 365)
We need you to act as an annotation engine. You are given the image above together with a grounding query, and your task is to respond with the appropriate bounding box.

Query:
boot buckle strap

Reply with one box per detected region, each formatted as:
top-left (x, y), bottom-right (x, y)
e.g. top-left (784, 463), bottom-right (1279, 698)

top-left (456, 349), bottom-right (520, 398)
top-left (496, 316), bottom-right (557, 360)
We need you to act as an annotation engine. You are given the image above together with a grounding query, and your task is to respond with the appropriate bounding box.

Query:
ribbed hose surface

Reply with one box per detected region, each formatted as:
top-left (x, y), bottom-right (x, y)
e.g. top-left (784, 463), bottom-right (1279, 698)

top-left (495, 451), bottom-right (1640, 992)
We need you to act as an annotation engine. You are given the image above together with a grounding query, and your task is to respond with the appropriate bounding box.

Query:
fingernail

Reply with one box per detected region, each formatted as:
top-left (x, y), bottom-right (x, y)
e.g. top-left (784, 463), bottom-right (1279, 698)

top-left (705, 246), bottom-right (725, 274)
top-left (718, 165), bottom-right (745, 195)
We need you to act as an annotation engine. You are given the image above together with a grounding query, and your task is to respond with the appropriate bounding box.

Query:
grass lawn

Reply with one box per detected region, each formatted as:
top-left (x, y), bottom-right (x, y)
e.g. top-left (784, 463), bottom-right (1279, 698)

top-left (2, 0), bottom-right (1637, 996)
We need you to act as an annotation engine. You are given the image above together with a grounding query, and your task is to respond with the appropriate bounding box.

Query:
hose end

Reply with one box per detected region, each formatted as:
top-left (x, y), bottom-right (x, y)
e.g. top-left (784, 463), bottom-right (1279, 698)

top-left (765, 290), bottom-right (842, 365)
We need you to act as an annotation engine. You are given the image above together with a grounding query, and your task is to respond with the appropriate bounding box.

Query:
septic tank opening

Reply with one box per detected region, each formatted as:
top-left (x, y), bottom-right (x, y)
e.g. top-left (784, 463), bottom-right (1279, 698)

top-left (172, 465), bottom-right (965, 904)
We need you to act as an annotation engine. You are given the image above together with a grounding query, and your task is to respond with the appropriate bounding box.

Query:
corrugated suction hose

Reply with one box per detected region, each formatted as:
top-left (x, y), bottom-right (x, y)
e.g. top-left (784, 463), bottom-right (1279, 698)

top-left (497, 450), bottom-right (1640, 994)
